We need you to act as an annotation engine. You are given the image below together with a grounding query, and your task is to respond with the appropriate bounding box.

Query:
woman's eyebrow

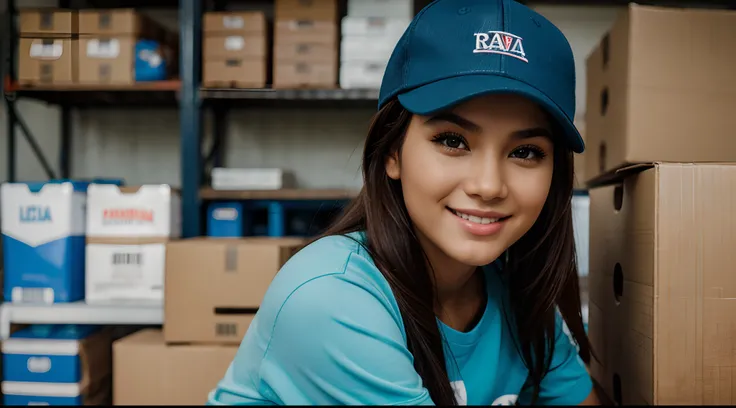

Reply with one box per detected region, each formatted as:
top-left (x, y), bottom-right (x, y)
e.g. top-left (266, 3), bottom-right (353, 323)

top-left (511, 127), bottom-right (552, 140)
top-left (424, 113), bottom-right (482, 133)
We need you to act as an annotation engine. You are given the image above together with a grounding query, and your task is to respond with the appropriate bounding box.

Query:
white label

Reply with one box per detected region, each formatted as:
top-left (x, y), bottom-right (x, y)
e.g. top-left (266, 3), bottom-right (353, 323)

top-left (223, 16), bottom-right (244, 29)
top-left (11, 288), bottom-right (55, 304)
top-left (86, 39), bottom-right (120, 59)
top-left (27, 357), bottom-right (52, 373)
top-left (29, 42), bottom-right (62, 59)
top-left (138, 49), bottom-right (162, 68)
top-left (225, 36), bottom-right (245, 51)
top-left (213, 208), bottom-right (239, 221)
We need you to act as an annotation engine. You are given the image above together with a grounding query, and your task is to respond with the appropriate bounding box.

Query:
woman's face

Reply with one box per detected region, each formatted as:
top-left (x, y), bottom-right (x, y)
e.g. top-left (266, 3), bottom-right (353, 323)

top-left (386, 94), bottom-right (555, 268)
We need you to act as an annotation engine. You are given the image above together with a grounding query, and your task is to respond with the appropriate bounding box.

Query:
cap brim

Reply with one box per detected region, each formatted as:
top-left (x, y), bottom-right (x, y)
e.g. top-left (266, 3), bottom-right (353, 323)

top-left (397, 74), bottom-right (585, 153)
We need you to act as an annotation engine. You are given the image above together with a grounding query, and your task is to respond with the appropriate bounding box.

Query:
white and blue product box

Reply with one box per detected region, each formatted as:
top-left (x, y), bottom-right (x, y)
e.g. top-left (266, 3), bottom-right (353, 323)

top-left (2, 324), bottom-right (112, 405)
top-left (207, 202), bottom-right (244, 238)
top-left (1, 181), bottom-right (89, 303)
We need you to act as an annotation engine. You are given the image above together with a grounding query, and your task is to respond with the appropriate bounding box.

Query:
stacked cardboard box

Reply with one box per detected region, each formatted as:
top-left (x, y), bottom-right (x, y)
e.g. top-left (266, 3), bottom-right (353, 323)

top-left (77, 9), bottom-right (175, 85)
top-left (273, 0), bottom-right (338, 88)
top-left (203, 11), bottom-right (268, 88)
top-left (85, 184), bottom-right (180, 303)
top-left (339, 0), bottom-right (412, 89)
top-left (585, 4), bottom-right (736, 405)
top-left (18, 9), bottom-right (78, 85)
top-left (113, 237), bottom-right (304, 405)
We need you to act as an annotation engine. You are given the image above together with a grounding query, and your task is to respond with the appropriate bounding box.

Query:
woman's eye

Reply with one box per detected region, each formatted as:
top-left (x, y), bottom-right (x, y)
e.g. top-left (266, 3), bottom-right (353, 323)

top-left (510, 146), bottom-right (545, 161)
top-left (433, 133), bottom-right (468, 150)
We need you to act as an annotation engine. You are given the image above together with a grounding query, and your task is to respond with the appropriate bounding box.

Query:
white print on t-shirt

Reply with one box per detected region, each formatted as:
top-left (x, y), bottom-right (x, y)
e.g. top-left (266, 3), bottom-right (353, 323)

top-left (450, 381), bottom-right (518, 406)
top-left (450, 381), bottom-right (468, 405)
top-left (492, 394), bottom-right (519, 406)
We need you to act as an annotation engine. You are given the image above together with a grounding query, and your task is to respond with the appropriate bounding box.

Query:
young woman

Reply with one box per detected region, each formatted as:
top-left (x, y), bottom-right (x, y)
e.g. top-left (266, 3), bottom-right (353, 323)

top-left (208, 0), bottom-right (598, 405)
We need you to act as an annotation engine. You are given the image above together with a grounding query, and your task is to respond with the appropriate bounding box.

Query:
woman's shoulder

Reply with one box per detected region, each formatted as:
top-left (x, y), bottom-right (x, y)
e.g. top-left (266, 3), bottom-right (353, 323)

top-left (257, 232), bottom-right (401, 325)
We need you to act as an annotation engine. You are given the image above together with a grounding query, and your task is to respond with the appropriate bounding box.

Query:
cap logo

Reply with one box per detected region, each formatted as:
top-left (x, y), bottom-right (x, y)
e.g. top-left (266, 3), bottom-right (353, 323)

top-left (473, 31), bottom-right (527, 63)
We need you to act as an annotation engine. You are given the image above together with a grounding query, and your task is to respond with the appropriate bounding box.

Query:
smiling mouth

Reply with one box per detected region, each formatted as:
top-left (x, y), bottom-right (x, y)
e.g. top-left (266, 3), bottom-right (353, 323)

top-left (447, 207), bottom-right (511, 225)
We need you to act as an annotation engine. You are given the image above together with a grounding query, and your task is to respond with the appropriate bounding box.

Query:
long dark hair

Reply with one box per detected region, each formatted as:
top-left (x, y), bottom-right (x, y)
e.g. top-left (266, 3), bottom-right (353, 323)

top-left (318, 99), bottom-right (591, 405)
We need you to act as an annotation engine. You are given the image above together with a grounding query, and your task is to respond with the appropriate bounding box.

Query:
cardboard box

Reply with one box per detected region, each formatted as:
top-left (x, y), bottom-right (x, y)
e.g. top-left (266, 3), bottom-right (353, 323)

top-left (585, 5), bottom-right (736, 182)
top-left (18, 38), bottom-right (77, 85)
top-left (113, 329), bottom-right (236, 405)
top-left (275, 0), bottom-right (338, 22)
top-left (85, 243), bottom-right (165, 303)
top-left (86, 184), bottom-right (180, 240)
top-left (77, 36), bottom-right (135, 85)
top-left (204, 34), bottom-right (267, 60)
top-left (274, 41), bottom-right (335, 63)
top-left (588, 163), bottom-right (736, 405)
top-left (164, 238), bottom-right (304, 344)
top-left (78, 9), bottom-right (166, 41)
top-left (203, 59), bottom-right (267, 88)
top-left (204, 11), bottom-right (266, 34)
top-left (274, 62), bottom-right (336, 88)
top-left (19, 9), bottom-right (77, 37)
top-left (574, 120), bottom-right (587, 189)
top-left (274, 20), bottom-right (337, 45)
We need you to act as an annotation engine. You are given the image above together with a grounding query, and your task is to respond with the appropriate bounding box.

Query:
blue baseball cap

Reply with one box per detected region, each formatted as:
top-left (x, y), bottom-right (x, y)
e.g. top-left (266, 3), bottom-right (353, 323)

top-left (378, 0), bottom-right (584, 153)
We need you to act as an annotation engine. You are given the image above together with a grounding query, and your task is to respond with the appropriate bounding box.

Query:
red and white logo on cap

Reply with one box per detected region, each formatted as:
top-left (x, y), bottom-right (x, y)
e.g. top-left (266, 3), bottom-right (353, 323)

top-left (473, 31), bottom-right (527, 63)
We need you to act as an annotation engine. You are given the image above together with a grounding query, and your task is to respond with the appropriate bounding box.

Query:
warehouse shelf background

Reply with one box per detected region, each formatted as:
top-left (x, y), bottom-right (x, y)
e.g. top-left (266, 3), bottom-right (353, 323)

top-left (0, 0), bottom-right (632, 239)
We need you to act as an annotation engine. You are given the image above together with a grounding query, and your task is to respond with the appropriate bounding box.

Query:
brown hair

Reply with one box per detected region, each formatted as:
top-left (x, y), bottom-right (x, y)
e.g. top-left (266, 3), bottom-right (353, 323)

top-left (318, 99), bottom-right (591, 405)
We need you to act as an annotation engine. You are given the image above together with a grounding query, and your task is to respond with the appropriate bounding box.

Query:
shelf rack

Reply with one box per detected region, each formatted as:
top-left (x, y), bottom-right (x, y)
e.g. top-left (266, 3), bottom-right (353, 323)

top-left (0, 300), bottom-right (163, 339)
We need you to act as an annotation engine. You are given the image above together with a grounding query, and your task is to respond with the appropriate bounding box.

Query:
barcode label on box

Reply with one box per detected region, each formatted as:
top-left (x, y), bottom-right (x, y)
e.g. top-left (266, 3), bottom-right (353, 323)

top-left (216, 323), bottom-right (237, 337)
top-left (112, 253), bottom-right (143, 265)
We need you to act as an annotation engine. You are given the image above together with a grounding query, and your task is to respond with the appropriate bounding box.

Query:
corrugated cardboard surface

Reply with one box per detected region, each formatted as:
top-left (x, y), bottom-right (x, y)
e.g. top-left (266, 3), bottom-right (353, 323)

top-left (584, 5), bottom-right (736, 182)
top-left (19, 9), bottom-right (77, 37)
top-left (574, 120), bottom-right (587, 189)
top-left (275, 0), bottom-right (338, 22)
top-left (589, 163), bottom-right (736, 405)
top-left (113, 329), bottom-right (236, 405)
top-left (204, 34), bottom-right (267, 60)
top-left (18, 38), bottom-right (77, 85)
top-left (78, 36), bottom-right (136, 85)
top-left (274, 62), bottom-right (336, 88)
top-left (164, 238), bottom-right (305, 345)
top-left (274, 20), bottom-right (337, 45)
top-left (204, 12), bottom-right (266, 34)
top-left (78, 9), bottom-right (165, 41)
top-left (203, 59), bottom-right (267, 88)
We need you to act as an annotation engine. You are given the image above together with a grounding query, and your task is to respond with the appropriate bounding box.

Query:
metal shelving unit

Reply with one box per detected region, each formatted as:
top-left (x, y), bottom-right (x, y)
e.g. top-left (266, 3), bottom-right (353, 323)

top-left (0, 300), bottom-right (163, 339)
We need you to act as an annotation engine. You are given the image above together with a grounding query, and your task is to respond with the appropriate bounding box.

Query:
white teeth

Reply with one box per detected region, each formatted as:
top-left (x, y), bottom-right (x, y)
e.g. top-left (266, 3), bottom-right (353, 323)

top-left (452, 210), bottom-right (501, 224)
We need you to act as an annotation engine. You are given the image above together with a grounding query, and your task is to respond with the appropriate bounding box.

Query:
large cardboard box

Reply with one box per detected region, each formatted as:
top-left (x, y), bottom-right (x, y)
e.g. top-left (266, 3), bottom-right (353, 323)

top-left (164, 238), bottom-right (304, 345)
top-left (113, 329), bottom-right (236, 405)
top-left (588, 163), bottom-right (736, 405)
top-left (584, 5), bottom-right (736, 182)
top-left (19, 9), bottom-right (77, 37)
top-left (18, 38), bottom-right (77, 85)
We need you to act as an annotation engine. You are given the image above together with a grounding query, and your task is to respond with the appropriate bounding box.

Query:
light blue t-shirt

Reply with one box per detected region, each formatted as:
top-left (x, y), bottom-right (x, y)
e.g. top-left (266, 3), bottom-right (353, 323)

top-left (207, 232), bottom-right (592, 406)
